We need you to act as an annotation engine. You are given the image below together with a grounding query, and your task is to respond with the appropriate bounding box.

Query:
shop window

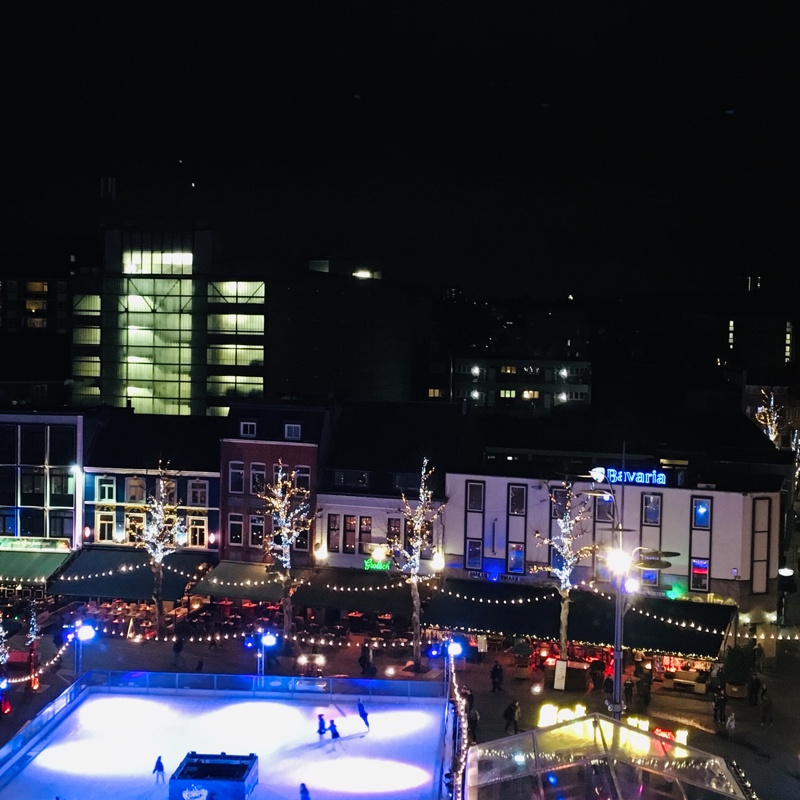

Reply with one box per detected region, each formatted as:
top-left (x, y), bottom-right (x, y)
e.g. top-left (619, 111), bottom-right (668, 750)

top-left (343, 515), bottom-right (356, 554)
top-left (465, 540), bottom-right (482, 570)
top-left (690, 558), bottom-right (710, 592)
top-left (508, 543), bottom-right (525, 574)
top-left (358, 516), bottom-right (373, 555)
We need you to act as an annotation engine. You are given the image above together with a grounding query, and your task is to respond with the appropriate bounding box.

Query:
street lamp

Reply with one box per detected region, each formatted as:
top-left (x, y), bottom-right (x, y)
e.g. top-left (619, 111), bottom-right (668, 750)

top-left (72, 620), bottom-right (96, 678)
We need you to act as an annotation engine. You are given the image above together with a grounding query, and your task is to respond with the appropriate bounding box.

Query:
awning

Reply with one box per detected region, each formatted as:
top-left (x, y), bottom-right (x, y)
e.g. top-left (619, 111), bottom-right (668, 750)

top-left (424, 578), bottom-right (561, 639)
top-left (0, 549), bottom-right (72, 587)
top-left (190, 560), bottom-right (285, 602)
top-left (567, 590), bottom-right (736, 658)
top-left (292, 567), bottom-right (415, 616)
top-left (54, 545), bottom-right (213, 602)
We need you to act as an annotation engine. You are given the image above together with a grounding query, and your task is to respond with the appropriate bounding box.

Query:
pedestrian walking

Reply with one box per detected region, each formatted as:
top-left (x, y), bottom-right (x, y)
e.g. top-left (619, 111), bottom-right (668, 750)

top-left (748, 673), bottom-right (762, 707)
top-left (153, 755), bottom-right (165, 784)
top-left (725, 711), bottom-right (736, 741)
top-left (623, 677), bottom-right (634, 709)
top-left (503, 700), bottom-right (521, 734)
top-left (299, 782), bottom-right (311, 800)
top-left (317, 713), bottom-right (326, 737)
top-left (467, 707), bottom-right (480, 743)
top-left (357, 698), bottom-right (370, 730)
top-left (760, 687), bottom-right (773, 726)
top-left (490, 661), bottom-right (504, 693)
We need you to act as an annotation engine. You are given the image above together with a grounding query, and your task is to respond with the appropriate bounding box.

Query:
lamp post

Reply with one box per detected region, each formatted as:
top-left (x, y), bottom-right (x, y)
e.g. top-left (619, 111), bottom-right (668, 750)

top-left (72, 620), bottom-right (96, 678)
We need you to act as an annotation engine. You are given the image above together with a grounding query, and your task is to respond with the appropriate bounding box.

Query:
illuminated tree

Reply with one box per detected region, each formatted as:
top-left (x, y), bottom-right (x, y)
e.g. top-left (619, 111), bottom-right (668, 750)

top-left (390, 458), bottom-right (445, 672)
top-left (0, 618), bottom-right (8, 667)
top-left (259, 459), bottom-right (313, 648)
top-left (755, 389), bottom-right (781, 445)
top-left (531, 481), bottom-right (596, 656)
top-left (132, 465), bottom-right (186, 636)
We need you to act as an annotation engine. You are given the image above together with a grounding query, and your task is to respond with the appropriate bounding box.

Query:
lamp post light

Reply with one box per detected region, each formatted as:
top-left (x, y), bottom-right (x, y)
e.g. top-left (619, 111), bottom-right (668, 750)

top-left (258, 631), bottom-right (278, 676)
top-left (72, 620), bottom-right (96, 678)
top-left (607, 549), bottom-right (639, 720)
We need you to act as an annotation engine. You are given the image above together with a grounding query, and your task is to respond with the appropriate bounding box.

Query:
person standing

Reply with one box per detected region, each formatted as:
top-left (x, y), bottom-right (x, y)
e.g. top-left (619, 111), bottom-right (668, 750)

top-left (317, 713), bottom-right (326, 737)
top-left (172, 636), bottom-right (186, 668)
top-left (490, 661), bottom-right (504, 693)
top-left (299, 783), bottom-right (311, 800)
top-left (467, 706), bottom-right (480, 743)
top-left (623, 677), bottom-right (634, 709)
top-left (748, 673), bottom-right (762, 707)
top-left (153, 755), bottom-right (165, 784)
top-left (357, 698), bottom-right (370, 730)
top-left (760, 687), bottom-right (774, 726)
top-left (327, 718), bottom-right (341, 747)
top-left (503, 700), bottom-right (521, 734)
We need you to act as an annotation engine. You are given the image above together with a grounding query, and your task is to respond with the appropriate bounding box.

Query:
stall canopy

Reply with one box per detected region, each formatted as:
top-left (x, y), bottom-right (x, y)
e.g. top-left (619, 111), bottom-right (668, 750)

top-left (567, 590), bottom-right (737, 658)
top-left (292, 567), bottom-right (415, 616)
top-left (424, 578), bottom-right (561, 639)
top-left (0, 548), bottom-right (72, 589)
top-left (54, 545), bottom-right (213, 602)
top-left (190, 560), bottom-right (285, 603)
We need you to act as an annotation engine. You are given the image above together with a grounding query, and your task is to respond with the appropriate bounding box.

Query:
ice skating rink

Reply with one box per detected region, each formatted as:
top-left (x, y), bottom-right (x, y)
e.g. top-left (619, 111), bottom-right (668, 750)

top-left (0, 693), bottom-right (446, 800)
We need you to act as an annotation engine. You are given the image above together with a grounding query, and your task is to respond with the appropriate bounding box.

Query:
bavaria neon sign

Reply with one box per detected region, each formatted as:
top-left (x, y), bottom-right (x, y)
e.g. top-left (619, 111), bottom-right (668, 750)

top-left (604, 468), bottom-right (666, 486)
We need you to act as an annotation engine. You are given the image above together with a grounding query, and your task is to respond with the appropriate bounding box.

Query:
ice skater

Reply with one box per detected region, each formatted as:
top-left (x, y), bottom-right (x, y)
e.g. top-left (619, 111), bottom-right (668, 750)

top-left (153, 755), bottom-right (165, 783)
top-left (299, 783), bottom-right (311, 799)
top-left (317, 713), bottom-right (327, 737)
top-left (327, 719), bottom-right (341, 750)
top-left (357, 698), bottom-right (370, 730)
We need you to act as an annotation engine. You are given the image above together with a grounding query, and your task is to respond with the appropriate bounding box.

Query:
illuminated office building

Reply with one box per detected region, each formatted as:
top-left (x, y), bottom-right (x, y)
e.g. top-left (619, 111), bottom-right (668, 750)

top-left (70, 230), bottom-right (265, 416)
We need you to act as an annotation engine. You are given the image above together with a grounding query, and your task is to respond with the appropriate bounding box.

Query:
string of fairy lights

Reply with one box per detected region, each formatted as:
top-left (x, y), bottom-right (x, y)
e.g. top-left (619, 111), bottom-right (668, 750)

top-left (55, 561), bottom-right (207, 583)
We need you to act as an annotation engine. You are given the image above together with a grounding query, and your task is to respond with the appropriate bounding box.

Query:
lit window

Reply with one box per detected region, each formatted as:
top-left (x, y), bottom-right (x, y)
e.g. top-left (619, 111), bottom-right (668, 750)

top-left (500, 390), bottom-right (516, 399)
top-left (522, 390), bottom-right (540, 400)
top-left (500, 365), bottom-right (517, 375)
top-left (249, 516), bottom-right (264, 548)
top-left (251, 463), bottom-right (266, 494)
top-left (692, 498), bottom-right (711, 529)
top-left (97, 512), bottom-right (115, 541)
top-left (508, 543), bottom-right (525, 574)
top-left (188, 480), bottom-right (208, 506)
top-left (428, 388), bottom-right (442, 398)
top-left (97, 477), bottom-right (115, 502)
top-left (690, 558), bottom-right (710, 592)
top-left (126, 477), bottom-right (146, 503)
top-left (229, 513), bottom-right (244, 545)
top-left (189, 516), bottom-right (207, 547)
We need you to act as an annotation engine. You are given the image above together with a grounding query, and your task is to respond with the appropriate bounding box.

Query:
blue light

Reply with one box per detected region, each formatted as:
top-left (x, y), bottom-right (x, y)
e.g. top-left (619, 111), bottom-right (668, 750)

top-left (428, 645), bottom-right (441, 658)
top-left (447, 641), bottom-right (463, 657)
top-left (261, 633), bottom-right (277, 648)
top-left (76, 624), bottom-right (96, 642)
top-left (547, 773), bottom-right (558, 786)
top-left (244, 635), bottom-right (255, 649)
top-left (0, 678), bottom-right (7, 691)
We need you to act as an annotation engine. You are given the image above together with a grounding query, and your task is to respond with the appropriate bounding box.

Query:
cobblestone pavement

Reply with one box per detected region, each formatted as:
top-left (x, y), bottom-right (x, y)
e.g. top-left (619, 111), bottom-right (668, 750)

top-left (3, 629), bottom-right (799, 798)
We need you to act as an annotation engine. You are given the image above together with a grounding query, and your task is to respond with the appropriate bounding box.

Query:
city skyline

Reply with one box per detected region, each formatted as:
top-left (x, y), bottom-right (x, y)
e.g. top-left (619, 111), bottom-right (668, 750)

top-left (3, 4), bottom-right (797, 299)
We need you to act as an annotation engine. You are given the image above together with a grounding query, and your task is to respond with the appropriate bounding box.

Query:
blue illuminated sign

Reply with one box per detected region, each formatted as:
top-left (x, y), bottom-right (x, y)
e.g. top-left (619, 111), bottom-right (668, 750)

top-left (605, 468), bottom-right (666, 486)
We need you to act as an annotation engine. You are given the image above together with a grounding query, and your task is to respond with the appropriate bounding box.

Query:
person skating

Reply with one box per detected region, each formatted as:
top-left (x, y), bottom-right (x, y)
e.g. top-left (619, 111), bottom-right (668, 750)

top-left (153, 755), bottom-right (165, 784)
top-left (299, 782), bottom-right (311, 800)
top-left (357, 698), bottom-right (370, 730)
top-left (317, 713), bottom-right (326, 737)
top-left (327, 718), bottom-right (341, 747)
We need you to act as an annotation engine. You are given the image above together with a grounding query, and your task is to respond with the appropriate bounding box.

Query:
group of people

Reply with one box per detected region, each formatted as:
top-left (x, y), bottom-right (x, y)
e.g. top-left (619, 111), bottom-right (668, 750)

top-left (316, 699), bottom-right (371, 744)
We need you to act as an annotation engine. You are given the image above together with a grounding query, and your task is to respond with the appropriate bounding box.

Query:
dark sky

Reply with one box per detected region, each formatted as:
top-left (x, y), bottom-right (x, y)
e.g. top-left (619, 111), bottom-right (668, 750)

top-left (3, 3), bottom-right (798, 298)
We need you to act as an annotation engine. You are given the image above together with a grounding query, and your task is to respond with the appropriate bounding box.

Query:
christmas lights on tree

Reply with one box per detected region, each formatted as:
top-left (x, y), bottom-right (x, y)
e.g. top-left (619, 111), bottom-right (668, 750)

top-left (754, 389), bottom-right (781, 445)
top-left (131, 463), bottom-right (187, 635)
top-left (25, 601), bottom-right (38, 647)
top-left (0, 618), bottom-right (8, 667)
top-left (390, 458), bottom-right (445, 672)
top-left (531, 481), bottom-right (596, 656)
top-left (258, 459), bottom-right (313, 648)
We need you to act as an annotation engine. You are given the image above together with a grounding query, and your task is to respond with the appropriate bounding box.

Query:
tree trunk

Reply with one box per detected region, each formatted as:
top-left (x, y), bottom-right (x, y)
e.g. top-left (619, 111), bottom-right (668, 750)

top-left (282, 584), bottom-right (294, 654)
top-left (151, 560), bottom-right (165, 636)
top-left (559, 588), bottom-right (571, 658)
top-left (411, 574), bottom-right (422, 671)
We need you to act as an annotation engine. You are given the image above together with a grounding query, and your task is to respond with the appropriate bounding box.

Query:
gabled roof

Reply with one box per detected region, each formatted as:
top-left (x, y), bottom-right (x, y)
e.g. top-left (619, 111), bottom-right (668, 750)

top-left (224, 403), bottom-right (331, 444)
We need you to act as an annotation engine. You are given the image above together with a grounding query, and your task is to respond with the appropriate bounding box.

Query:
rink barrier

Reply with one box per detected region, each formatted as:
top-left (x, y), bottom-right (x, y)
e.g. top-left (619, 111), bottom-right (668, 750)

top-left (0, 669), bottom-right (447, 791)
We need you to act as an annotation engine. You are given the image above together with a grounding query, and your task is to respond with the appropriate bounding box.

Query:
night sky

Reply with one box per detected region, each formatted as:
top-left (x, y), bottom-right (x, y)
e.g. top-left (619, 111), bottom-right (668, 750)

top-left (3, 4), bottom-right (797, 298)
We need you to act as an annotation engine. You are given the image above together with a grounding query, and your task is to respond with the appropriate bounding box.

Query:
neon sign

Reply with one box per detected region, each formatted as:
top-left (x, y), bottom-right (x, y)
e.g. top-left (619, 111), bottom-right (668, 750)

top-left (363, 558), bottom-right (390, 571)
top-left (604, 468), bottom-right (666, 486)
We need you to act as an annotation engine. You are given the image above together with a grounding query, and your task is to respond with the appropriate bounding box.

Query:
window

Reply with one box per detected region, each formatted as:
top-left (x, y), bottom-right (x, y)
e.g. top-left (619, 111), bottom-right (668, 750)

top-left (229, 461), bottom-right (244, 493)
top-left (240, 421), bottom-right (257, 438)
top-left (387, 517), bottom-right (401, 545)
top-left (229, 513), bottom-right (244, 545)
top-left (751, 497), bottom-right (771, 595)
top-left (126, 477), bottom-right (146, 503)
top-left (522, 390), bottom-right (540, 400)
top-left (295, 465), bottom-right (311, 490)
top-left (500, 365), bottom-right (517, 375)
top-left (692, 498), bottom-right (711, 529)
top-left (465, 540), bottom-right (482, 570)
top-left (285, 423), bottom-right (301, 440)
top-left (343, 515), bottom-right (356, 554)
top-left (508, 485), bottom-right (526, 516)
top-left (358, 516), bottom-right (373, 555)
top-left (126, 512), bottom-right (145, 543)
top-left (0, 510), bottom-right (16, 536)
top-left (428, 388), bottom-right (442, 398)
top-left (97, 477), bottom-right (115, 502)
top-left (48, 510), bottom-right (72, 539)
top-left (690, 558), bottom-right (710, 592)
top-left (466, 482), bottom-right (484, 512)
top-left (97, 512), bottom-right (115, 542)
top-left (249, 516), bottom-right (265, 548)
top-left (327, 514), bottom-right (340, 553)
top-left (594, 494), bottom-right (614, 523)
top-left (551, 487), bottom-right (567, 519)
top-left (49, 469), bottom-right (74, 505)
top-left (158, 477), bottom-right (176, 504)
top-left (20, 509), bottom-right (44, 536)
top-left (508, 543), bottom-right (525, 574)
top-left (188, 516), bottom-right (207, 547)
top-left (640, 569), bottom-right (659, 588)
top-left (251, 463), bottom-right (266, 495)
top-left (500, 390), bottom-right (516, 399)
top-left (188, 480), bottom-right (208, 506)
top-left (642, 494), bottom-right (662, 526)
top-left (20, 469), bottom-right (44, 502)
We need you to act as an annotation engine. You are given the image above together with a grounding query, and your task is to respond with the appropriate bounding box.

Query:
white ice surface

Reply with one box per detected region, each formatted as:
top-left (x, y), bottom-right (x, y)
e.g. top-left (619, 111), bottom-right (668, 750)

top-left (0, 694), bottom-right (445, 800)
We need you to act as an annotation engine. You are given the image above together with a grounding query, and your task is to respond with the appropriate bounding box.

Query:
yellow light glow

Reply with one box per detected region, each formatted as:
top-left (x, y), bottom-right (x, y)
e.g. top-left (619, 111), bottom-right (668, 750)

top-left (607, 549), bottom-right (632, 575)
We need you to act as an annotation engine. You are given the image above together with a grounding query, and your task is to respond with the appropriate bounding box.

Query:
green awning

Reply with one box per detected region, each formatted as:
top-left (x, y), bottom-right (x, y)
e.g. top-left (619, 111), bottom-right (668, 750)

top-left (190, 561), bottom-right (285, 602)
top-left (293, 567), bottom-right (414, 615)
top-left (0, 549), bottom-right (72, 587)
top-left (54, 545), bottom-right (213, 602)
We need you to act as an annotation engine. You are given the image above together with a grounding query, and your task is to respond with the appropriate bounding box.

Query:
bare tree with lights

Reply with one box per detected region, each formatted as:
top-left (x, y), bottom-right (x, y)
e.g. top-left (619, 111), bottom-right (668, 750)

top-left (131, 465), bottom-right (186, 636)
top-left (390, 458), bottom-right (445, 672)
top-left (531, 481), bottom-right (596, 657)
top-left (0, 618), bottom-right (8, 668)
top-left (259, 459), bottom-right (313, 650)
top-left (755, 389), bottom-right (781, 445)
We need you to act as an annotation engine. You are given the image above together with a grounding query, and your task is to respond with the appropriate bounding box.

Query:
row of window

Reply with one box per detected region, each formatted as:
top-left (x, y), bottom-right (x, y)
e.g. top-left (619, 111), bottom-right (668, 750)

top-left (228, 462), bottom-right (309, 494)
top-left (324, 514), bottom-right (432, 557)
top-left (0, 467), bottom-right (75, 507)
top-left (93, 477), bottom-right (209, 507)
top-left (93, 511), bottom-right (208, 547)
